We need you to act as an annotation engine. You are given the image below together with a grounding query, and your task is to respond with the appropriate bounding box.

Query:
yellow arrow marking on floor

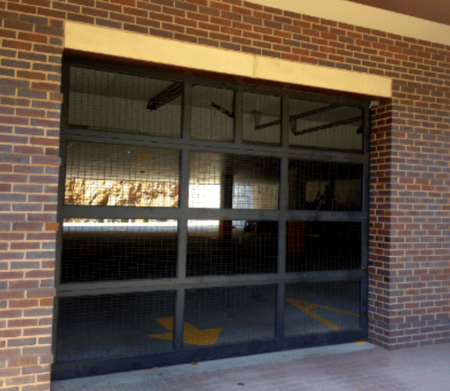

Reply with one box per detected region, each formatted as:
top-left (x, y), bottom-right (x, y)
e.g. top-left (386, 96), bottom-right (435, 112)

top-left (149, 317), bottom-right (223, 346)
top-left (286, 299), bottom-right (359, 317)
top-left (286, 298), bottom-right (341, 331)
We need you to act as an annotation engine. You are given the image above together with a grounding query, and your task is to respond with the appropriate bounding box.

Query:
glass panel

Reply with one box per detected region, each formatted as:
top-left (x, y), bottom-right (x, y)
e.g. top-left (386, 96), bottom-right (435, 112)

top-left (288, 159), bottom-right (363, 211)
top-left (288, 99), bottom-right (363, 151)
top-left (184, 285), bottom-right (276, 348)
top-left (191, 85), bottom-right (234, 142)
top-left (285, 281), bottom-right (360, 336)
top-left (189, 151), bottom-right (280, 210)
top-left (65, 142), bottom-right (180, 207)
top-left (243, 92), bottom-right (280, 145)
top-left (61, 219), bottom-right (178, 283)
top-left (55, 290), bottom-right (176, 363)
top-left (187, 220), bottom-right (277, 277)
top-left (68, 66), bottom-right (181, 137)
top-left (286, 222), bottom-right (361, 273)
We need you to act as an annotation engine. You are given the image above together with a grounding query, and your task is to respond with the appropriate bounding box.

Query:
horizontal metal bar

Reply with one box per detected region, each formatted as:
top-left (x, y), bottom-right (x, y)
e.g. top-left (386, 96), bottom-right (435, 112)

top-left (294, 116), bottom-right (362, 136)
top-left (52, 329), bottom-right (366, 380)
top-left (61, 129), bottom-right (368, 165)
top-left (61, 205), bottom-right (366, 222)
top-left (56, 269), bottom-right (365, 297)
top-left (285, 210), bottom-right (367, 222)
top-left (255, 103), bottom-right (340, 131)
top-left (61, 205), bottom-right (280, 220)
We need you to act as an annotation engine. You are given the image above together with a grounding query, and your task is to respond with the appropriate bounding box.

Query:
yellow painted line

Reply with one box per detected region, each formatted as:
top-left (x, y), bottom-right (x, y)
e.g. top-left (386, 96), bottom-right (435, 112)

top-left (287, 299), bottom-right (359, 317)
top-left (149, 317), bottom-right (223, 346)
top-left (355, 341), bottom-right (365, 344)
top-left (286, 298), bottom-right (341, 331)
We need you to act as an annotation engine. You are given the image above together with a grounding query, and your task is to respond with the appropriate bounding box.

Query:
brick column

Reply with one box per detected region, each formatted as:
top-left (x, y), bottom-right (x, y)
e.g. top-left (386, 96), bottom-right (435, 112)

top-left (369, 79), bottom-right (450, 349)
top-left (0, 14), bottom-right (63, 391)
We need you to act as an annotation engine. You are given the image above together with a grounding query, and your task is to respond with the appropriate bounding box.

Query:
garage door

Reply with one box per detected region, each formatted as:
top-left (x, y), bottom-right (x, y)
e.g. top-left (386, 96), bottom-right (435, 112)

top-left (52, 58), bottom-right (369, 380)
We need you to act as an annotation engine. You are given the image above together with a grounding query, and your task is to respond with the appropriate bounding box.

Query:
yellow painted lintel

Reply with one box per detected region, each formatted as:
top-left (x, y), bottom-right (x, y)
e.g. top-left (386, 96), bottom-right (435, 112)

top-left (64, 21), bottom-right (392, 99)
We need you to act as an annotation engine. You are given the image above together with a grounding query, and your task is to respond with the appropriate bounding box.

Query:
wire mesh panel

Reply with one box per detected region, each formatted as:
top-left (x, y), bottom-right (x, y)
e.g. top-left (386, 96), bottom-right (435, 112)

top-left (288, 99), bottom-right (363, 152)
top-left (60, 219), bottom-right (178, 283)
top-left (286, 222), bottom-right (361, 273)
top-left (65, 141), bottom-right (180, 207)
top-left (68, 66), bottom-right (182, 137)
top-left (288, 159), bottom-right (363, 211)
top-left (243, 92), bottom-right (280, 145)
top-left (183, 285), bottom-right (276, 348)
top-left (285, 281), bottom-right (360, 336)
top-left (55, 290), bottom-right (176, 363)
top-left (189, 151), bottom-right (280, 209)
top-left (57, 61), bottom-right (369, 379)
top-left (191, 85), bottom-right (234, 142)
top-left (186, 220), bottom-right (278, 277)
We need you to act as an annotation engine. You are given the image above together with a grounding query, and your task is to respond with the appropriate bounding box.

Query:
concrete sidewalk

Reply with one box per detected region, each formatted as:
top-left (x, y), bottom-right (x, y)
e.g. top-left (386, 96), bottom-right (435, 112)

top-left (51, 342), bottom-right (450, 391)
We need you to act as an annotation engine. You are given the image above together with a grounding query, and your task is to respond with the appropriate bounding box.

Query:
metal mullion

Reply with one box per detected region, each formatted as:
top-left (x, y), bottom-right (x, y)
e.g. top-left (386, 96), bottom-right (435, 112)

top-left (62, 127), bottom-right (187, 146)
top-left (360, 274), bottom-right (368, 335)
top-left (284, 88), bottom-right (367, 109)
top-left (173, 288), bottom-right (185, 351)
top-left (53, 60), bottom-right (71, 358)
top-left (362, 106), bottom-right (371, 211)
top-left (57, 269), bottom-right (365, 297)
top-left (55, 137), bottom-right (67, 291)
top-left (177, 147), bottom-right (190, 280)
top-left (175, 74), bottom-right (191, 348)
top-left (278, 160), bottom-right (288, 273)
top-left (61, 129), bottom-right (369, 166)
top-left (360, 105), bottom-right (370, 338)
top-left (233, 87), bottom-right (243, 145)
top-left (285, 210), bottom-right (367, 222)
top-left (61, 205), bottom-right (280, 221)
top-left (275, 97), bottom-right (289, 339)
top-left (275, 282), bottom-right (285, 339)
top-left (61, 206), bottom-right (367, 222)
top-left (182, 80), bottom-right (192, 140)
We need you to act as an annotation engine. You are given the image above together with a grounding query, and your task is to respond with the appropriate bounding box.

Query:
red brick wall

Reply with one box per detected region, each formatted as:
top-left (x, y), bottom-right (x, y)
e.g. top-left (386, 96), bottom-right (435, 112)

top-left (1, 0), bottom-right (450, 389)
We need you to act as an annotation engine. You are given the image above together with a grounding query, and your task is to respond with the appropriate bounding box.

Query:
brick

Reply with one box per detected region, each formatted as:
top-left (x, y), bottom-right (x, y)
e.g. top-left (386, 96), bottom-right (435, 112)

top-left (176, 17), bottom-right (196, 28)
top-left (96, 18), bottom-right (122, 29)
top-left (18, 52), bottom-right (47, 63)
top-left (12, 223), bottom-right (43, 231)
top-left (52, 0), bottom-right (79, 12)
top-left (34, 25), bottom-right (64, 37)
top-left (18, 89), bottom-right (47, 99)
top-left (8, 358), bottom-right (38, 370)
top-left (17, 32), bottom-right (47, 44)
top-left (150, 11), bottom-right (172, 22)
top-left (22, 384), bottom-right (52, 391)
top-left (0, 367), bottom-right (20, 378)
top-left (112, 0), bottom-right (136, 5)
top-left (22, 364), bottom-right (50, 375)
top-left (186, 28), bottom-right (208, 38)
top-left (175, 1), bottom-right (197, 12)
top-left (8, 338), bottom-right (36, 348)
top-left (211, 1), bottom-right (230, 11)
top-left (2, 40), bottom-right (32, 51)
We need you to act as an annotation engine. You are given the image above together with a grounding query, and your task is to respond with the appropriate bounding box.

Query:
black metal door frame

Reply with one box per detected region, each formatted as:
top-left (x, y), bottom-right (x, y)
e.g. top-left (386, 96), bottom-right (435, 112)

top-left (52, 57), bottom-right (370, 380)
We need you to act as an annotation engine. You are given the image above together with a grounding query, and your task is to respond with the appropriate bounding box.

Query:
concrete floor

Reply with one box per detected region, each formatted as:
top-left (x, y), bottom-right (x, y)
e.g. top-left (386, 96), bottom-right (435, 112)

top-left (51, 341), bottom-right (450, 391)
